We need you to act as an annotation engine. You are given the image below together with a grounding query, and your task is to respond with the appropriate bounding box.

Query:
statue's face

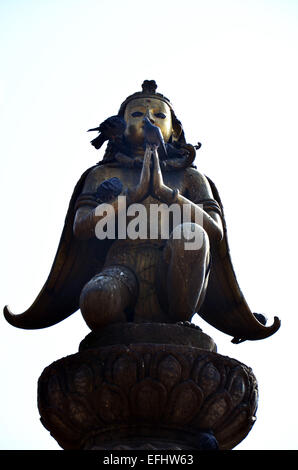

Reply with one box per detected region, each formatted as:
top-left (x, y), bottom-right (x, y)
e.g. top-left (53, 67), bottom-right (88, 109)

top-left (124, 97), bottom-right (172, 146)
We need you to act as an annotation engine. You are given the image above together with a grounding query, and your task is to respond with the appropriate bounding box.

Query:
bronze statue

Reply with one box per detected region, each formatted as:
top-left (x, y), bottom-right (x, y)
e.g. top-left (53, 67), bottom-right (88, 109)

top-left (3, 80), bottom-right (280, 344)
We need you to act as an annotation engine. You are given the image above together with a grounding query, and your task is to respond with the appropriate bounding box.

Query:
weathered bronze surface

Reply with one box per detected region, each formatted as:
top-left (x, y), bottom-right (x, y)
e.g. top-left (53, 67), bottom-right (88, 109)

top-left (3, 80), bottom-right (281, 343)
top-left (4, 81), bottom-right (280, 449)
top-left (78, 322), bottom-right (217, 352)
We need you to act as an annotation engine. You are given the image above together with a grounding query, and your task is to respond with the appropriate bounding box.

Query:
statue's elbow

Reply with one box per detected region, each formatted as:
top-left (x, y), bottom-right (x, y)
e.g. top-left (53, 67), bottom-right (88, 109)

top-left (217, 224), bottom-right (224, 242)
top-left (73, 208), bottom-right (96, 240)
top-left (211, 217), bottom-right (224, 243)
top-left (209, 223), bottom-right (224, 245)
top-left (73, 222), bottom-right (84, 240)
top-left (73, 219), bottom-right (92, 241)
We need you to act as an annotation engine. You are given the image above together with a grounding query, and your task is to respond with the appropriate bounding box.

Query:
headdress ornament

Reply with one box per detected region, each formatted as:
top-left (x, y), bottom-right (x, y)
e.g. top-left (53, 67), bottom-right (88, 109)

top-left (118, 80), bottom-right (173, 115)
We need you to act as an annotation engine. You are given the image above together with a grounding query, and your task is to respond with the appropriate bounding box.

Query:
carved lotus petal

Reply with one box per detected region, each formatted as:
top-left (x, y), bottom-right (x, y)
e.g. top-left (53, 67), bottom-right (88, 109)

top-left (199, 392), bottom-right (231, 429)
top-left (249, 387), bottom-right (259, 415)
top-left (215, 405), bottom-right (250, 448)
top-left (166, 380), bottom-right (204, 425)
top-left (73, 364), bottom-right (94, 395)
top-left (97, 383), bottom-right (128, 423)
top-left (197, 361), bottom-right (221, 397)
top-left (112, 355), bottom-right (137, 389)
top-left (217, 406), bottom-right (258, 450)
top-left (130, 378), bottom-right (167, 421)
top-left (227, 370), bottom-right (246, 407)
top-left (67, 397), bottom-right (95, 429)
top-left (157, 354), bottom-right (182, 390)
top-left (46, 374), bottom-right (65, 410)
top-left (41, 411), bottom-right (79, 443)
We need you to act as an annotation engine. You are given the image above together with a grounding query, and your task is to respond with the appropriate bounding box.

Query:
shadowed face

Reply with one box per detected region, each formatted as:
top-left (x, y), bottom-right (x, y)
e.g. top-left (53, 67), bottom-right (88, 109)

top-left (124, 97), bottom-right (172, 146)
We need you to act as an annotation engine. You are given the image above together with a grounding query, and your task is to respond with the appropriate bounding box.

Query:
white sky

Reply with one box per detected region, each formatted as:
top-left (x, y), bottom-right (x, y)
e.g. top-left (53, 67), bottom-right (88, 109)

top-left (0, 0), bottom-right (297, 450)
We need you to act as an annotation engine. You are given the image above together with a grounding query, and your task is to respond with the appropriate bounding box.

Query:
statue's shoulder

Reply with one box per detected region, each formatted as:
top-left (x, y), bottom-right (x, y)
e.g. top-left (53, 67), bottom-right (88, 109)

top-left (183, 167), bottom-right (216, 202)
top-left (85, 164), bottom-right (110, 179)
top-left (81, 164), bottom-right (113, 192)
top-left (184, 167), bottom-right (211, 189)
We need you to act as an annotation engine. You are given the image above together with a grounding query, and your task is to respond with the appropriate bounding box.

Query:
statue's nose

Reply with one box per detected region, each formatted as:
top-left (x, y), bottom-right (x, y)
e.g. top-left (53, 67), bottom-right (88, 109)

top-left (145, 109), bottom-right (154, 124)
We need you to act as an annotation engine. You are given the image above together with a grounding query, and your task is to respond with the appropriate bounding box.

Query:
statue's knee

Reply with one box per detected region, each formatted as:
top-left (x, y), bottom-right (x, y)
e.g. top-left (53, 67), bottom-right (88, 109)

top-left (80, 274), bottom-right (111, 308)
top-left (80, 274), bottom-right (119, 321)
top-left (79, 266), bottom-right (137, 330)
top-left (169, 223), bottom-right (209, 254)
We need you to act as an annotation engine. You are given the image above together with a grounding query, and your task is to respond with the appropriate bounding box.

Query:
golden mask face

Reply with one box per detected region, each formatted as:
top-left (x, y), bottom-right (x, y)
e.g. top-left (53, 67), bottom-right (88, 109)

top-left (124, 97), bottom-right (172, 146)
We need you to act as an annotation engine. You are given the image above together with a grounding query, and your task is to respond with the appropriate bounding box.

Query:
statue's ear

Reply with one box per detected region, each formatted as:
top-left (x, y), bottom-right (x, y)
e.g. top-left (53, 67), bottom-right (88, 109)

top-left (172, 119), bottom-right (182, 142)
top-left (171, 111), bottom-right (184, 143)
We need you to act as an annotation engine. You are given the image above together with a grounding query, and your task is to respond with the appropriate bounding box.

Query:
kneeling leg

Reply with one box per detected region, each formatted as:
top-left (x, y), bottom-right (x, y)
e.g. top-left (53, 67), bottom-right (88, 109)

top-left (79, 265), bottom-right (138, 331)
top-left (161, 222), bottom-right (210, 322)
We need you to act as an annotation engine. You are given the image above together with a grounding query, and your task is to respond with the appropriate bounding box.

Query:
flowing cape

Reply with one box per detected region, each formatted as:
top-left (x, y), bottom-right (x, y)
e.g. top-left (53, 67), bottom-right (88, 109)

top-left (200, 178), bottom-right (280, 343)
top-left (4, 166), bottom-right (280, 342)
top-left (4, 165), bottom-right (112, 330)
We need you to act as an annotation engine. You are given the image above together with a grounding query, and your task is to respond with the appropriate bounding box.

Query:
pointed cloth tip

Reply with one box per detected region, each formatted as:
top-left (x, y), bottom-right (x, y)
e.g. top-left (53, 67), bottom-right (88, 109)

top-left (4, 304), bottom-right (34, 329)
top-left (3, 303), bottom-right (74, 330)
top-left (3, 305), bottom-right (13, 324)
top-left (2, 164), bottom-right (106, 332)
top-left (231, 315), bottom-right (281, 344)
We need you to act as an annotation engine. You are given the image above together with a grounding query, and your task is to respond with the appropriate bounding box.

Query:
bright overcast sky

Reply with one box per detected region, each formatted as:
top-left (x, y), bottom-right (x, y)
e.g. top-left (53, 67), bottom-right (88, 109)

top-left (0, 0), bottom-right (297, 451)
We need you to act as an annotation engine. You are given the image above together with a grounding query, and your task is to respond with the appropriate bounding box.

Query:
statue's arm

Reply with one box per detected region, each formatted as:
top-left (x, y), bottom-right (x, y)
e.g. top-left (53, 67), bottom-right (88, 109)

top-left (175, 176), bottom-right (223, 243)
top-left (74, 149), bottom-right (151, 240)
top-left (152, 152), bottom-right (223, 243)
top-left (184, 169), bottom-right (224, 242)
top-left (73, 166), bottom-right (120, 240)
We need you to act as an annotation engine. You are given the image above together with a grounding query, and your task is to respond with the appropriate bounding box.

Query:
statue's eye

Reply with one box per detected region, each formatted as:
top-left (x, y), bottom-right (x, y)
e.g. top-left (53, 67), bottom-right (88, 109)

top-left (154, 112), bottom-right (166, 119)
top-left (131, 111), bottom-right (143, 117)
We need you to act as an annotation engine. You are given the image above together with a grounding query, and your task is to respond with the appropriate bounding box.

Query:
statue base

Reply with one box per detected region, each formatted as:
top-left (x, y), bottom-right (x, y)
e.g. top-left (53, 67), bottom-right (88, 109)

top-left (37, 322), bottom-right (258, 450)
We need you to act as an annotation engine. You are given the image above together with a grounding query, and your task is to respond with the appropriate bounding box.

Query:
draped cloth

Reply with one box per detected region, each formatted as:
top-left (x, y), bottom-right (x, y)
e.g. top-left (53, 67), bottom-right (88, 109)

top-left (200, 178), bottom-right (280, 343)
top-left (4, 165), bottom-right (280, 343)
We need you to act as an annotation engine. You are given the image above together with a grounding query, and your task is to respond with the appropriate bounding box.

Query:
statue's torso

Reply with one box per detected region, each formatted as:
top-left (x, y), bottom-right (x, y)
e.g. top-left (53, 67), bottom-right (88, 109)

top-left (83, 163), bottom-right (212, 249)
top-left (77, 162), bottom-right (216, 321)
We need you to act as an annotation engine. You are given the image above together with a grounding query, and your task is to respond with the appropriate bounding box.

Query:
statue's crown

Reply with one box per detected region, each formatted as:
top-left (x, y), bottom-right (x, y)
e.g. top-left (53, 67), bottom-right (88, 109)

top-left (118, 80), bottom-right (173, 115)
